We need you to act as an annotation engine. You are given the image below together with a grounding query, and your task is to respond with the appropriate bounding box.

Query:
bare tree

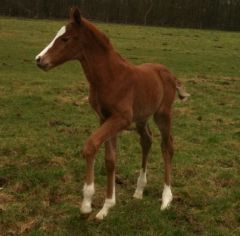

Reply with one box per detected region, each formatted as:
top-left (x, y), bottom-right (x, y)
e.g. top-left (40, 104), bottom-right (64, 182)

top-left (144, 0), bottom-right (153, 25)
top-left (0, 0), bottom-right (240, 30)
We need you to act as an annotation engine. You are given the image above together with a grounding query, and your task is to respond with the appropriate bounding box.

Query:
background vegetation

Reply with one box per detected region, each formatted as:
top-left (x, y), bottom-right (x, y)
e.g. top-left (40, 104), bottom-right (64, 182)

top-left (1, 0), bottom-right (240, 30)
top-left (0, 17), bottom-right (239, 235)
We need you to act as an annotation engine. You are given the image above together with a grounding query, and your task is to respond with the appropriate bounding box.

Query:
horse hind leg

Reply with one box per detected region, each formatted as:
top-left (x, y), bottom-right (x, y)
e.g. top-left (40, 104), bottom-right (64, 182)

top-left (154, 110), bottom-right (174, 210)
top-left (133, 121), bottom-right (152, 199)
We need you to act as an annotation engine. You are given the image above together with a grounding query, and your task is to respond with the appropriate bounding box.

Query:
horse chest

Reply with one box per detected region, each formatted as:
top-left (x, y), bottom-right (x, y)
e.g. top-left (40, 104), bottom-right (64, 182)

top-left (89, 92), bottom-right (113, 120)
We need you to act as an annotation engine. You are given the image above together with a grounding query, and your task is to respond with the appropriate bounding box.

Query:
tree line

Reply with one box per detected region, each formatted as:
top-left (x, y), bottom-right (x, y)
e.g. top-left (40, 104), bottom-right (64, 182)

top-left (1, 0), bottom-right (240, 30)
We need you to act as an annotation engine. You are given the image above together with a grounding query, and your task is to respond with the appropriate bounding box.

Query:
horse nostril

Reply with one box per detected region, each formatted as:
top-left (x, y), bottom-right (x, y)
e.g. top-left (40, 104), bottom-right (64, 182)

top-left (36, 56), bottom-right (50, 71)
top-left (36, 57), bottom-right (41, 64)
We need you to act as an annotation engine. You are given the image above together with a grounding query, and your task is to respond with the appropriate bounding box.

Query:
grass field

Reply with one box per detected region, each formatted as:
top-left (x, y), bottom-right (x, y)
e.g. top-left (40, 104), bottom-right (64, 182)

top-left (0, 17), bottom-right (240, 235)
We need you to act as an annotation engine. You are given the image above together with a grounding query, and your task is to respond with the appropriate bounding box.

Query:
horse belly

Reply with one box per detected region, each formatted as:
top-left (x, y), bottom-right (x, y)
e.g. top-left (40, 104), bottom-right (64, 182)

top-left (132, 77), bottom-right (163, 121)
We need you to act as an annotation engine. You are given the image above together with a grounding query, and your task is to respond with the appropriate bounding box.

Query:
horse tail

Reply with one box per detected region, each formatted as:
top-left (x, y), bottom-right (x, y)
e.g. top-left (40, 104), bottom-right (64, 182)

top-left (174, 77), bottom-right (190, 101)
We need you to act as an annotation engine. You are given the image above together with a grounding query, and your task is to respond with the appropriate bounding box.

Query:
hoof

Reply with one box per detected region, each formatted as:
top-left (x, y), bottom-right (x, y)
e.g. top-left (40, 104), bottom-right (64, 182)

top-left (95, 198), bottom-right (115, 220)
top-left (161, 185), bottom-right (173, 210)
top-left (133, 190), bottom-right (143, 199)
top-left (80, 203), bottom-right (92, 214)
top-left (161, 199), bottom-right (172, 210)
top-left (95, 210), bottom-right (107, 220)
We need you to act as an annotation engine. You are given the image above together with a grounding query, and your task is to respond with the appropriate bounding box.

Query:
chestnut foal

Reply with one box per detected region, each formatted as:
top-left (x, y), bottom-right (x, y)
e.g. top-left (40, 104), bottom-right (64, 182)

top-left (36, 7), bottom-right (189, 220)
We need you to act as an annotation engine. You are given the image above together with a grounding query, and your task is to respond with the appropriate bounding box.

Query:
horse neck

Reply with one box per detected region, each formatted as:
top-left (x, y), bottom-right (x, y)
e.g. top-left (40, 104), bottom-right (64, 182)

top-left (79, 20), bottom-right (126, 87)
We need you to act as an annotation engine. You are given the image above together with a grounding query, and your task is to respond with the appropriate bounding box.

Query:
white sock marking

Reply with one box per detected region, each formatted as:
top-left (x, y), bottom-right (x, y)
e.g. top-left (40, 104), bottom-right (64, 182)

top-left (35, 26), bottom-right (66, 60)
top-left (161, 184), bottom-right (173, 210)
top-left (96, 183), bottom-right (116, 220)
top-left (80, 183), bottom-right (95, 214)
top-left (133, 169), bottom-right (147, 199)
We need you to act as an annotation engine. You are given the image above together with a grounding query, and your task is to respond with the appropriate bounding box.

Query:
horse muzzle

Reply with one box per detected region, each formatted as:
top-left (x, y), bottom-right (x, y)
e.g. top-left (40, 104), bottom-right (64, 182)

top-left (36, 56), bottom-right (51, 71)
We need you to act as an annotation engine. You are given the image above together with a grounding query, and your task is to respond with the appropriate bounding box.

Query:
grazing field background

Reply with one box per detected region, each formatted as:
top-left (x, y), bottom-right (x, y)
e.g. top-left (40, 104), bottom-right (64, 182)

top-left (0, 17), bottom-right (239, 235)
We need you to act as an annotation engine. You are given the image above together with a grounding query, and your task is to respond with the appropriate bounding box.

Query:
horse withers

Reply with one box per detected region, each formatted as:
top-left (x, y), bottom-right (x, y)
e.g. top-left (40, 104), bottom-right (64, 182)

top-left (36, 7), bottom-right (190, 220)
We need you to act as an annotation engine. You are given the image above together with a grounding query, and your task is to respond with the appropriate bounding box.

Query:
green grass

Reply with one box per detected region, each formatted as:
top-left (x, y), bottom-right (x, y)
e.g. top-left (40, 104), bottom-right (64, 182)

top-left (0, 17), bottom-right (240, 235)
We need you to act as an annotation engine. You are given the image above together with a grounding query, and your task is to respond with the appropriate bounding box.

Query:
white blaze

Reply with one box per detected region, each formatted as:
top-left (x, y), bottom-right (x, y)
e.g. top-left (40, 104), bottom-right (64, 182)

top-left (35, 26), bottom-right (66, 60)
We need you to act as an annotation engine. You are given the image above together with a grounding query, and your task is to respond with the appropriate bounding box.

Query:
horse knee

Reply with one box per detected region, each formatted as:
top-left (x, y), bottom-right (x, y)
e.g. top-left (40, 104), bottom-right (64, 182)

top-left (137, 123), bottom-right (152, 150)
top-left (83, 139), bottom-right (98, 158)
top-left (142, 134), bottom-right (152, 147)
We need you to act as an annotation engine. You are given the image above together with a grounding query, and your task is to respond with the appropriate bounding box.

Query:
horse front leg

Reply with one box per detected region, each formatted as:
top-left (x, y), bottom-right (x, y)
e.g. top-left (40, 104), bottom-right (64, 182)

top-left (80, 115), bottom-right (130, 218)
top-left (80, 138), bottom-right (97, 214)
top-left (96, 136), bottom-right (117, 220)
top-left (133, 121), bottom-right (152, 199)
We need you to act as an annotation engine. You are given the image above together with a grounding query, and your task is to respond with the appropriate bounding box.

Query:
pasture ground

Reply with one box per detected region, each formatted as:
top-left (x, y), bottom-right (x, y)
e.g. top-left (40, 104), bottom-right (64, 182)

top-left (0, 17), bottom-right (239, 235)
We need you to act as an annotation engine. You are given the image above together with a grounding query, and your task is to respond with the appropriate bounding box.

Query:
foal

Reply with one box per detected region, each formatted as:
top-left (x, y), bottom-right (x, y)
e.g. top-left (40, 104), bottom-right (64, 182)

top-left (36, 7), bottom-right (189, 220)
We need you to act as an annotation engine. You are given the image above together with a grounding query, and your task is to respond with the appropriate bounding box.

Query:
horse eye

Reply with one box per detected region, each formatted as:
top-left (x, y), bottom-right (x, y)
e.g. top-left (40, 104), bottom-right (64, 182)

top-left (61, 37), bottom-right (69, 42)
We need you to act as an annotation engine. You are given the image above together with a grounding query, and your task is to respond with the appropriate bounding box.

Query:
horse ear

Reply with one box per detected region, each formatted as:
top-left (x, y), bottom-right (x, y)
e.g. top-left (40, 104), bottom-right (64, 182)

top-left (70, 6), bottom-right (81, 25)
